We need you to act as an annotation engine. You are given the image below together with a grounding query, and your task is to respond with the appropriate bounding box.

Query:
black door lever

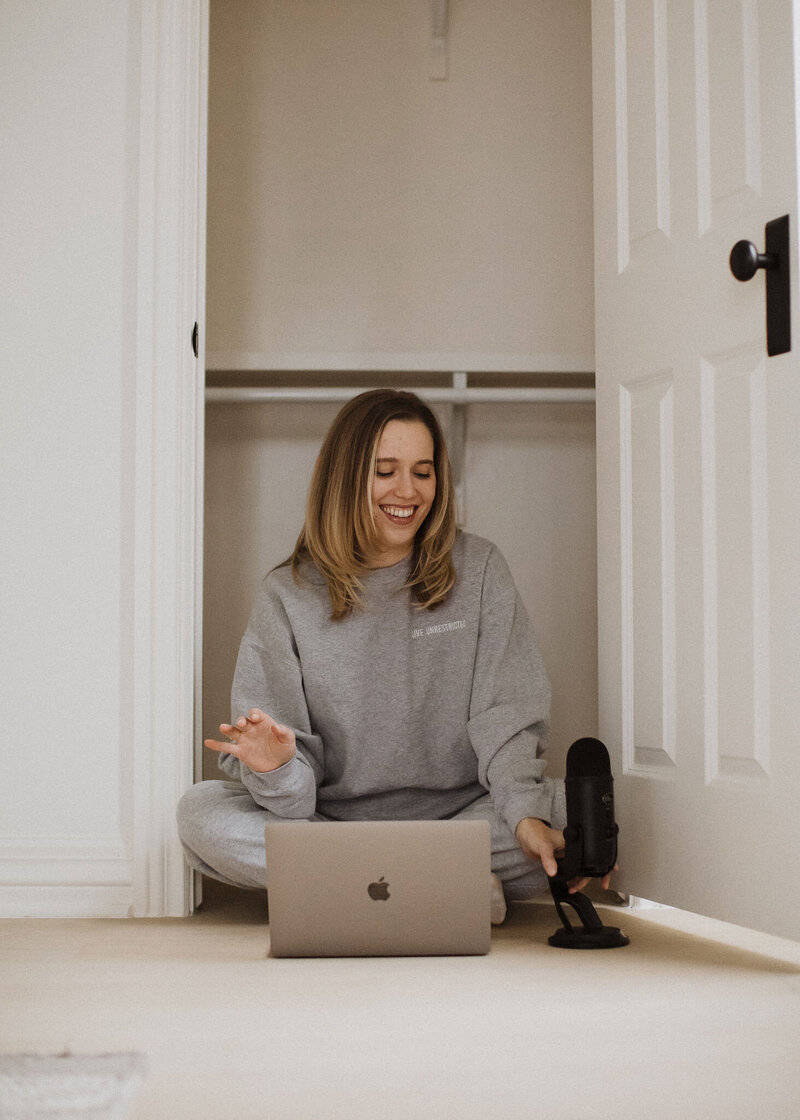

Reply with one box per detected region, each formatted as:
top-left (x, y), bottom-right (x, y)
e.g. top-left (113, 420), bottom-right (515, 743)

top-left (730, 214), bottom-right (791, 357)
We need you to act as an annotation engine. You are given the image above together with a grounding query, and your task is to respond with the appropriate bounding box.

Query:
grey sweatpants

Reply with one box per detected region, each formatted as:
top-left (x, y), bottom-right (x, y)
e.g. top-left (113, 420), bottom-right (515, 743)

top-left (176, 779), bottom-right (566, 902)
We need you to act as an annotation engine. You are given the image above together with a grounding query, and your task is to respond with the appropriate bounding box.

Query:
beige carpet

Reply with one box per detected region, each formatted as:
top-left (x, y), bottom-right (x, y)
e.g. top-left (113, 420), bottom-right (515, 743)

top-left (2, 892), bottom-right (800, 1120)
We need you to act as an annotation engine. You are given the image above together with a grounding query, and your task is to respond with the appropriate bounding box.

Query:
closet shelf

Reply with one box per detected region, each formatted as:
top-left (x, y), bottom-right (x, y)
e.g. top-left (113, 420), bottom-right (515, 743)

top-left (206, 385), bottom-right (595, 405)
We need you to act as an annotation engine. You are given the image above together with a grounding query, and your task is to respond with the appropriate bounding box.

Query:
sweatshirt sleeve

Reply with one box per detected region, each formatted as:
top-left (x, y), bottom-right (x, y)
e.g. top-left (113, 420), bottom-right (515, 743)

top-left (218, 577), bottom-right (323, 818)
top-left (465, 545), bottom-right (555, 837)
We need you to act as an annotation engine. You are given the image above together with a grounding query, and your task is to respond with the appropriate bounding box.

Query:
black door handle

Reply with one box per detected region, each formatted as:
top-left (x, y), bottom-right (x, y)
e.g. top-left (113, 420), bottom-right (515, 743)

top-left (729, 215), bottom-right (791, 357)
top-left (729, 240), bottom-right (777, 281)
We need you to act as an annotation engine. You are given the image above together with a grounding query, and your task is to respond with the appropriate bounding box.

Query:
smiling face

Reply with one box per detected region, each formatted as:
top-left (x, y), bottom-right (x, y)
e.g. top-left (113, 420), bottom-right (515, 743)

top-left (370, 419), bottom-right (437, 568)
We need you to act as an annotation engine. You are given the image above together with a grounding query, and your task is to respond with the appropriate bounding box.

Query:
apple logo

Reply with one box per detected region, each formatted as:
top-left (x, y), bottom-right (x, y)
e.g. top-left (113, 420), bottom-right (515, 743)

top-left (367, 876), bottom-right (390, 901)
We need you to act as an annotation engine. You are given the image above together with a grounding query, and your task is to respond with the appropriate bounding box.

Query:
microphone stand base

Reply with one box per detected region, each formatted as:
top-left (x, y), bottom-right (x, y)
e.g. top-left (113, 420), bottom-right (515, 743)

top-left (548, 925), bottom-right (630, 950)
top-left (547, 875), bottom-right (630, 950)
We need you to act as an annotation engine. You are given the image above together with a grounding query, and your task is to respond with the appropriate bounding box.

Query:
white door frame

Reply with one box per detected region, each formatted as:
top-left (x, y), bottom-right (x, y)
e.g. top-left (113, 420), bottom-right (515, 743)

top-left (133, 0), bottom-right (207, 917)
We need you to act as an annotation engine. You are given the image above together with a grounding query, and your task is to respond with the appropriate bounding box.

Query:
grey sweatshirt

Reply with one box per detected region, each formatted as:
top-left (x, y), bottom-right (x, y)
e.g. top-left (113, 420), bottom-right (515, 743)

top-left (219, 531), bottom-right (555, 836)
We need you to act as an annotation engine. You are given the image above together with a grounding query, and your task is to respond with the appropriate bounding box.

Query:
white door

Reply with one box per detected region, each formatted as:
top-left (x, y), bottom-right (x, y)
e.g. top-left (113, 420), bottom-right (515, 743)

top-left (593, 0), bottom-right (800, 939)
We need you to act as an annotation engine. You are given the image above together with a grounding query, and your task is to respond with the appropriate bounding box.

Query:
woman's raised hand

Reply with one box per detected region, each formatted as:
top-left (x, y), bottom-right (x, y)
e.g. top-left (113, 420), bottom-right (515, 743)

top-left (204, 708), bottom-right (296, 773)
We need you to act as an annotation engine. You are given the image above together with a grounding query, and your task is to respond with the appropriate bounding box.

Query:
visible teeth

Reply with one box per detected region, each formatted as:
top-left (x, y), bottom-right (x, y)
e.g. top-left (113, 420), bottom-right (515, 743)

top-left (382, 506), bottom-right (414, 518)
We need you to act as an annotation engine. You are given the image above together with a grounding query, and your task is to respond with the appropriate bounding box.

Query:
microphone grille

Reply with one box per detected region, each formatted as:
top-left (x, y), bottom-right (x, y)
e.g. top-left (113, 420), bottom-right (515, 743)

top-left (566, 737), bottom-right (611, 776)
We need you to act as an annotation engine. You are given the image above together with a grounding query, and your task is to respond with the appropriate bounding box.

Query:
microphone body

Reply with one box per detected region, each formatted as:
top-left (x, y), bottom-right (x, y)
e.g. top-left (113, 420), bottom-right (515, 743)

top-left (560, 737), bottom-right (619, 880)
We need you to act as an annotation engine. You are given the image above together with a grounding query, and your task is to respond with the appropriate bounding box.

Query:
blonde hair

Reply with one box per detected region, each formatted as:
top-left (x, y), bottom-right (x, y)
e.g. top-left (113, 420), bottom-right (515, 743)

top-left (288, 389), bottom-right (457, 619)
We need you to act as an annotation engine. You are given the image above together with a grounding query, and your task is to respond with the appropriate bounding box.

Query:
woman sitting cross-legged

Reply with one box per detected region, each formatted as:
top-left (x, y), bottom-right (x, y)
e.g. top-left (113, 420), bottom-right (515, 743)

top-left (177, 389), bottom-right (612, 924)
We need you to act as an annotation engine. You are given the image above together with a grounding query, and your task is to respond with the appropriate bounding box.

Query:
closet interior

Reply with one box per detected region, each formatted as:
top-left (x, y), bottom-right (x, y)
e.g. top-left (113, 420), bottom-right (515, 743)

top-left (202, 0), bottom-right (597, 780)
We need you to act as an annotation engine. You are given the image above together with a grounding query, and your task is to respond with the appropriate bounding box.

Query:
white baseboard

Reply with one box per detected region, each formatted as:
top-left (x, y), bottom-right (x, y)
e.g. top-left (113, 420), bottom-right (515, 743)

top-left (0, 885), bottom-right (134, 919)
top-left (0, 839), bottom-right (133, 918)
top-left (627, 896), bottom-right (673, 910)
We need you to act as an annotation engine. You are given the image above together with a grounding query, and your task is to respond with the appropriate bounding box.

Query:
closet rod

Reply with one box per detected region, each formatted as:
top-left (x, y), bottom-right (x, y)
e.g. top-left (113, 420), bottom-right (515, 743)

top-left (206, 386), bottom-right (596, 405)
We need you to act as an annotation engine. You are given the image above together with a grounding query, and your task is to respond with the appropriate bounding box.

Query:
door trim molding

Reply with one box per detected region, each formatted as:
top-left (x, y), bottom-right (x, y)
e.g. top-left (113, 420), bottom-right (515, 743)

top-left (131, 0), bottom-right (207, 916)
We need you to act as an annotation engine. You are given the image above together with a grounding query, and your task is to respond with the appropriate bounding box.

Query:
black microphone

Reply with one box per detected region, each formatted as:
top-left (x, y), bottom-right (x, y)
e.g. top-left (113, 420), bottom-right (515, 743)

top-left (560, 736), bottom-right (619, 880)
top-left (547, 737), bottom-right (629, 949)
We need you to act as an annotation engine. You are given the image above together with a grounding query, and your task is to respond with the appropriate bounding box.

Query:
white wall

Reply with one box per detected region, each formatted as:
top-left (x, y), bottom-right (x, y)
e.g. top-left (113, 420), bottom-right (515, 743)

top-left (206, 0), bottom-right (594, 372)
top-left (0, 1), bottom-right (138, 913)
top-left (465, 401), bottom-right (598, 767)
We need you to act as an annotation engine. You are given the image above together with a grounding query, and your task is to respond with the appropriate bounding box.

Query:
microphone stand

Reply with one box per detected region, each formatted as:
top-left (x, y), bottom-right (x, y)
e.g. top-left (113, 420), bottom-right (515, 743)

top-left (547, 837), bottom-right (630, 949)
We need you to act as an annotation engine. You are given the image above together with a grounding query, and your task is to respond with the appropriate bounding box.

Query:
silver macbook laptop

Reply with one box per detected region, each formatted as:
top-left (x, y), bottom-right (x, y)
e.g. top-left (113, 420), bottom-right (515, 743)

top-left (264, 819), bottom-right (491, 958)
